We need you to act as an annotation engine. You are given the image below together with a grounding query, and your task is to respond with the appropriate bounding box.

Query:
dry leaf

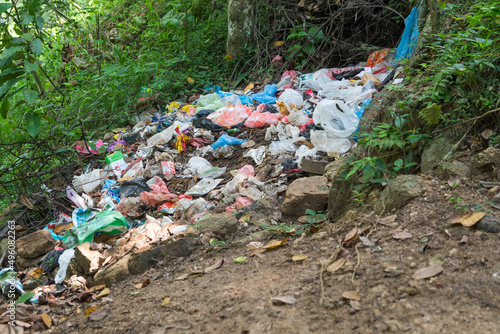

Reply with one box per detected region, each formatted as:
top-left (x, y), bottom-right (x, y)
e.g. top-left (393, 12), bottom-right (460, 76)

top-left (449, 212), bottom-right (485, 227)
top-left (263, 238), bottom-right (289, 249)
top-left (88, 285), bottom-right (105, 293)
top-left (343, 227), bottom-right (358, 244)
top-left (84, 305), bottom-right (99, 318)
top-left (89, 308), bottom-right (108, 321)
top-left (298, 0), bottom-right (305, 7)
top-left (246, 241), bottom-right (263, 250)
top-left (243, 82), bottom-right (254, 91)
top-left (96, 288), bottom-right (110, 299)
top-left (391, 231), bottom-right (413, 240)
top-left (161, 297), bottom-right (170, 307)
top-left (459, 235), bottom-right (469, 244)
top-left (341, 290), bottom-right (361, 301)
top-left (412, 265), bottom-right (443, 280)
top-left (28, 268), bottom-right (44, 279)
top-left (326, 257), bottom-right (347, 273)
top-left (250, 249), bottom-right (266, 257)
top-left (20, 194), bottom-right (34, 210)
top-left (359, 236), bottom-right (374, 247)
top-left (204, 258), bottom-right (224, 273)
top-left (273, 41), bottom-right (285, 47)
top-left (186, 77), bottom-right (194, 84)
top-left (292, 255), bottom-right (308, 261)
top-left (174, 273), bottom-right (191, 281)
top-left (272, 296), bottom-right (297, 305)
top-left (41, 313), bottom-right (52, 328)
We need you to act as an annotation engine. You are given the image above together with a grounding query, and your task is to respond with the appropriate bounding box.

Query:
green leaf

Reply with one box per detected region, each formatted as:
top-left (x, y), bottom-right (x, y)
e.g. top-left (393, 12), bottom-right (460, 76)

top-left (419, 103), bottom-right (442, 126)
top-left (35, 16), bottom-right (44, 30)
top-left (0, 3), bottom-right (13, 15)
top-left (20, 14), bottom-right (34, 25)
top-left (24, 60), bottom-right (38, 72)
top-left (16, 291), bottom-right (34, 304)
top-left (305, 209), bottom-right (316, 216)
top-left (0, 99), bottom-right (9, 118)
top-left (0, 46), bottom-right (24, 59)
top-left (0, 77), bottom-right (24, 97)
top-left (23, 89), bottom-right (38, 104)
top-left (22, 33), bottom-right (35, 42)
top-left (0, 55), bottom-right (15, 70)
top-left (26, 112), bottom-right (41, 137)
top-left (29, 39), bottom-right (43, 56)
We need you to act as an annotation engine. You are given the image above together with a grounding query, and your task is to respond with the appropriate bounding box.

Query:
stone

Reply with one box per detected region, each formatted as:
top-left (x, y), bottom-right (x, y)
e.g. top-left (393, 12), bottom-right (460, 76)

top-left (328, 161), bottom-right (357, 220)
top-left (237, 196), bottom-right (280, 222)
top-left (234, 230), bottom-right (271, 245)
top-left (477, 215), bottom-right (500, 233)
top-left (323, 159), bottom-right (344, 182)
top-left (281, 176), bottom-right (329, 217)
top-left (67, 258), bottom-right (84, 277)
top-left (421, 138), bottom-right (455, 174)
top-left (183, 227), bottom-right (201, 238)
top-left (469, 147), bottom-right (500, 179)
top-left (375, 175), bottom-right (424, 214)
top-left (16, 255), bottom-right (44, 268)
top-left (74, 242), bottom-right (102, 275)
top-left (94, 254), bottom-right (131, 287)
top-left (436, 161), bottom-right (469, 180)
top-left (197, 213), bottom-right (238, 239)
top-left (16, 230), bottom-right (57, 259)
top-left (0, 239), bottom-right (9, 266)
top-left (23, 275), bottom-right (49, 290)
top-left (128, 238), bottom-right (193, 275)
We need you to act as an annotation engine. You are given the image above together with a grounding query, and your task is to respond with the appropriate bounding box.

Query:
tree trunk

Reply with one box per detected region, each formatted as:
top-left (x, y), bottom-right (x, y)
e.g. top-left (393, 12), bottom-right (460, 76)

top-left (226, 0), bottom-right (257, 58)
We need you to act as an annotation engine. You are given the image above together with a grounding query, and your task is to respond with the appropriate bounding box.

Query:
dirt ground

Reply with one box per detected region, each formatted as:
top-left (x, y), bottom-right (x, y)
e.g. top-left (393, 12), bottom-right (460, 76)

top-left (43, 172), bottom-right (500, 334)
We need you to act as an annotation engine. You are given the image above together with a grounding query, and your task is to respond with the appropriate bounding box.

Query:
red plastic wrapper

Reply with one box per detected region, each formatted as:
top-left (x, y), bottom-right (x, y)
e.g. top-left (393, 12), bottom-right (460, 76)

top-left (139, 176), bottom-right (178, 207)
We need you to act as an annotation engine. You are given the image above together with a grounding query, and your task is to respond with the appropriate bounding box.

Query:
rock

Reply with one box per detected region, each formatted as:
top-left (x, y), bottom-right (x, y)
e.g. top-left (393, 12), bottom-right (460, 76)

top-left (94, 254), bottom-right (131, 287)
top-left (197, 213), bottom-right (238, 239)
top-left (436, 161), bottom-right (469, 180)
top-left (477, 215), bottom-right (500, 233)
top-left (328, 162), bottom-right (357, 220)
top-left (469, 147), bottom-right (500, 179)
top-left (74, 242), bottom-right (102, 275)
top-left (23, 275), bottom-right (49, 290)
top-left (375, 175), bottom-right (424, 214)
top-left (17, 255), bottom-right (44, 268)
top-left (421, 138), bottom-right (455, 174)
top-left (128, 238), bottom-right (193, 275)
top-left (0, 239), bottom-right (10, 266)
top-left (323, 159), bottom-right (344, 182)
top-left (237, 196), bottom-right (280, 222)
top-left (183, 227), bottom-right (201, 238)
top-left (67, 258), bottom-right (84, 277)
top-left (234, 230), bottom-right (271, 245)
top-left (281, 176), bottom-right (329, 217)
top-left (16, 230), bottom-right (57, 259)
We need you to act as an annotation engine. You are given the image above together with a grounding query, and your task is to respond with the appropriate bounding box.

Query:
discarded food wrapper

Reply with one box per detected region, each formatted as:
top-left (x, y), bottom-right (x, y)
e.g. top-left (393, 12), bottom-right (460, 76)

top-left (161, 161), bottom-right (176, 175)
top-left (185, 178), bottom-right (223, 196)
top-left (105, 151), bottom-right (129, 177)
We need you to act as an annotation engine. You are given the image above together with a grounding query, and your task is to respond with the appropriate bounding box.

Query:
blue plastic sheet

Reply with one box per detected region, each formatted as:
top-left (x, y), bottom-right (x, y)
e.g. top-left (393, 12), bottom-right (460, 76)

top-left (395, 7), bottom-right (419, 61)
top-left (212, 134), bottom-right (247, 150)
top-left (250, 84), bottom-right (278, 104)
top-left (217, 91), bottom-right (254, 106)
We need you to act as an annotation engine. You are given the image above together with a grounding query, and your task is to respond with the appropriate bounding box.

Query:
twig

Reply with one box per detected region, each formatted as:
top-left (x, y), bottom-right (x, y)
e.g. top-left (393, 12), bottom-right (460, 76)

top-left (431, 107), bottom-right (500, 134)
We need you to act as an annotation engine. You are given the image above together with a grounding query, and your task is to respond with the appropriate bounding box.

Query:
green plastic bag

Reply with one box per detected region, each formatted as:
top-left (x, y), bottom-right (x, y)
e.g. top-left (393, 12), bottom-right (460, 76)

top-left (63, 211), bottom-right (128, 248)
top-left (196, 93), bottom-right (224, 112)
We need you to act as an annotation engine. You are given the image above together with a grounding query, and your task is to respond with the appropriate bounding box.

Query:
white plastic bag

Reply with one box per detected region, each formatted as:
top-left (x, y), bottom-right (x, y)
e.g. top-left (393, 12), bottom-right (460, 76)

top-left (55, 248), bottom-right (75, 284)
top-left (147, 121), bottom-right (191, 146)
top-left (72, 169), bottom-right (102, 193)
top-left (243, 146), bottom-right (266, 165)
top-left (288, 110), bottom-right (309, 126)
top-left (185, 178), bottom-right (223, 196)
top-left (313, 99), bottom-right (360, 138)
top-left (278, 89), bottom-right (303, 112)
top-left (310, 130), bottom-right (352, 154)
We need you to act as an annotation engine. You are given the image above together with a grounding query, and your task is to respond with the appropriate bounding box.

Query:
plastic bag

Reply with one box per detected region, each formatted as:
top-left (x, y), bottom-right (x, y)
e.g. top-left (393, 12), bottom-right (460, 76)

top-left (213, 145), bottom-right (235, 158)
top-left (105, 151), bottom-right (129, 177)
top-left (312, 99), bottom-right (360, 138)
top-left (184, 157), bottom-right (227, 178)
top-left (62, 211), bottom-right (128, 247)
top-left (66, 186), bottom-right (87, 209)
top-left (250, 84), bottom-right (278, 104)
top-left (72, 169), bottom-right (103, 193)
top-left (220, 93), bottom-right (242, 106)
top-left (185, 178), bottom-right (223, 196)
top-left (278, 89), bottom-right (304, 113)
top-left (207, 104), bottom-right (252, 128)
top-left (288, 110), bottom-right (309, 126)
top-left (310, 130), bottom-right (352, 154)
top-left (243, 146), bottom-right (266, 165)
top-left (76, 140), bottom-right (105, 154)
top-left (121, 157), bottom-right (144, 179)
top-left (161, 161), bottom-right (176, 175)
top-left (120, 178), bottom-right (151, 198)
top-left (54, 248), bottom-right (75, 284)
top-left (116, 197), bottom-right (142, 218)
top-left (269, 139), bottom-right (302, 155)
top-left (0, 269), bottom-right (25, 295)
top-left (244, 110), bottom-right (283, 128)
top-left (212, 134), bottom-right (247, 150)
top-left (225, 196), bottom-right (254, 214)
top-left (196, 93), bottom-right (224, 111)
top-left (318, 79), bottom-right (351, 99)
top-left (295, 145), bottom-right (318, 166)
top-left (140, 176), bottom-right (178, 206)
top-left (147, 121), bottom-right (192, 146)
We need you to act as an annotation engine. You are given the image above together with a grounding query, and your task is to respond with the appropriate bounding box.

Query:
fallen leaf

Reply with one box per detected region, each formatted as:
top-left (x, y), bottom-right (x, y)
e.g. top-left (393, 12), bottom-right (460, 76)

top-left (41, 313), bottom-right (52, 328)
top-left (89, 308), bottom-right (108, 321)
top-left (186, 77), bottom-right (194, 84)
top-left (359, 236), bottom-right (374, 247)
top-left (449, 212), bottom-right (485, 227)
top-left (243, 82), bottom-right (254, 92)
top-left (89, 285), bottom-right (106, 293)
top-left (204, 258), bottom-right (224, 273)
top-left (391, 231), bottom-right (413, 240)
top-left (161, 297), bottom-right (170, 307)
top-left (292, 255), bottom-right (308, 261)
top-left (343, 227), bottom-right (358, 244)
top-left (20, 194), bottom-right (34, 210)
top-left (263, 238), bottom-right (289, 249)
top-left (341, 290), bottom-right (361, 301)
top-left (96, 288), bottom-right (110, 299)
top-left (412, 265), bottom-right (443, 280)
top-left (445, 229), bottom-right (451, 237)
top-left (272, 296), bottom-right (297, 305)
top-left (246, 241), bottom-right (263, 250)
top-left (298, 0), bottom-right (305, 7)
top-left (174, 273), bottom-right (191, 281)
top-left (250, 249), bottom-right (266, 257)
top-left (84, 305), bottom-right (99, 318)
top-left (27, 268), bottom-right (44, 279)
top-left (128, 291), bottom-right (140, 295)
top-left (234, 256), bottom-right (247, 263)
top-left (273, 41), bottom-right (285, 47)
top-left (378, 214), bottom-right (398, 228)
top-left (459, 235), bottom-right (469, 244)
top-left (326, 257), bottom-right (347, 273)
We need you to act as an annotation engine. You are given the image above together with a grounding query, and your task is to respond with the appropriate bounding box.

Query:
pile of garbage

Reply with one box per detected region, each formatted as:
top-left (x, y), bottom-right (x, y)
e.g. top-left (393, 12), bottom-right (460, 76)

top-left (1, 46), bottom-right (407, 310)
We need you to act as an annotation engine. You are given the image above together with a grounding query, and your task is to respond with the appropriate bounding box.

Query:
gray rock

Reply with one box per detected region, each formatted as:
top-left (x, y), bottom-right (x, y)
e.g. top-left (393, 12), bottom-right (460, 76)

top-left (469, 147), bottom-right (500, 179)
top-left (436, 161), bottom-right (469, 180)
top-left (234, 230), bottom-right (271, 245)
top-left (324, 159), bottom-right (344, 183)
top-left (477, 215), bottom-right (500, 233)
top-left (328, 162), bottom-right (357, 221)
top-left (94, 254), bottom-right (131, 287)
top-left (23, 275), bottom-right (49, 290)
top-left (16, 255), bottom-right (44, 269)
top-left (197, 213), bottom-right (238, 239)
top-left (281, 176), bottom-right (329, 217)
top-left (421, 138), bottom-right (455, 174)
top-left (16, 230), bottom-right (57, 259)
top-left (375, 175), bottom-right (424, 213)
top-left (237, 196), bottom-right (280, 222)
top-left (128, 238), bottom-right (193, 275)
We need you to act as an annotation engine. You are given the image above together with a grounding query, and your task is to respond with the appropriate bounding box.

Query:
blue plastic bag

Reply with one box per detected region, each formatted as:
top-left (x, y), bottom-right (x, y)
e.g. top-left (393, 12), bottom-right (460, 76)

top-left (395, 7), bottom-right (419, 61)
top-left (250, 84), bottom-right (278, 104)
top-left (212, 134), bottom-right (247, 150)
